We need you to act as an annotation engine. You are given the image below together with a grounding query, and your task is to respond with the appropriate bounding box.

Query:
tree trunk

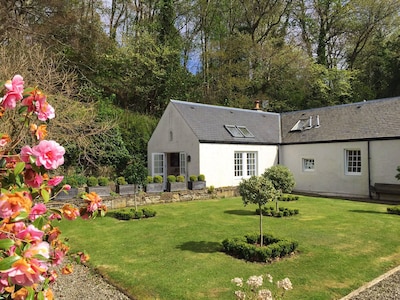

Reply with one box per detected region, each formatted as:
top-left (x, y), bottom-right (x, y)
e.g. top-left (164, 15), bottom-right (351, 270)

top-left (259, 204), bottom-right (263, 247)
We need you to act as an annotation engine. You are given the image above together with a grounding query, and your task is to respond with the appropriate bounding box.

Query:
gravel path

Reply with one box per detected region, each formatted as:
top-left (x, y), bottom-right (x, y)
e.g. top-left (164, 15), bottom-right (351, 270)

top-left (52, 262), bottom-right (132, 300)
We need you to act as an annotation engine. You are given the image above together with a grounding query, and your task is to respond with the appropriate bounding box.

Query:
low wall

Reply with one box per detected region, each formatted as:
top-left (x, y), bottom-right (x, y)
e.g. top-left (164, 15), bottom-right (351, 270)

top-left (49, 186), bottom-right (239, 210)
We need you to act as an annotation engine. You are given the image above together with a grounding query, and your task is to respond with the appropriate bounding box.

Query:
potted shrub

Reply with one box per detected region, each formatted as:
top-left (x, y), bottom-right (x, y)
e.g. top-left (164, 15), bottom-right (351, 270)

top-left (167, 175), bottom-right (187, 192)
top-left (86, 176), bottom-right (111, 197)
top-left (145, 175), bottom-right (164, 193)
top-left (188, 174), bottom-right (206, 190)
top-left (115, 176), bottom-right (135, 195)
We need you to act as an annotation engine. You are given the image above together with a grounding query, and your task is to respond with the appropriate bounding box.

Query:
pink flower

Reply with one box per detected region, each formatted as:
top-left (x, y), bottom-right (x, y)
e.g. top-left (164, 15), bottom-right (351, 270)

top-left (48, 176), bottom-right (64, 187)
top-left (24, 241), bottom-right (50, 259)
top-left (2, 75), bottom-right (24, 109)
top-left (16, 224), bottom-right (44, 242)
top-left (35, 99), bottom-right (55, 121)
top-left (28, 203), bottom-right (47, 221)
top-left (63, 184), bottom-right (71, 191)
top-left (20, 145), bottom-right (33, 163)
top-left (51, 249), bottom-right (65, 266)
top-left (0, 192), bottom-right (32, 219)
top-left (5, 258), bottom-right (46, 286)
top-left (48, 213), bottom-right (62, 221)
top-left (31, 140), bottom-right (65, 170)
top-left (24, 169), bottom-right (43, 188)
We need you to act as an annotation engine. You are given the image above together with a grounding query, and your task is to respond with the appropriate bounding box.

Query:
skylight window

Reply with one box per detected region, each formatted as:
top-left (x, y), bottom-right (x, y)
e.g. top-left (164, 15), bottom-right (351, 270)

top-left (237, 126), bottom-right (254, 137)
top-left (224, 125), bottom-right (254, 138)
top-left (290, 116), bottom-right (317, 132)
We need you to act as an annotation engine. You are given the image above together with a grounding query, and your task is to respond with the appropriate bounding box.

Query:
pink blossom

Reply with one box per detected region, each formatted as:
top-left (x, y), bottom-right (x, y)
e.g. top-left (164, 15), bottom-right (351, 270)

top-left (0, 192), bottom-right (32, 219)
top-left (28, 203), bottom-right (47, 221)
top-left (5, 258), bottom-right (46, 286)
top-left (24, 169), bottom-right (43, 188)
top-left (2, 75), bottom-right (24, 109)
top-left (48, 213), bottom-right (62, 221)
top-left (35, 99), bottom-right (55, 121)
top-left (51, 249), bottom-right (65, 266)
top-left (24, 241), bottom-right (50, 259)
top-left (63, 184), bottom-right (71, 191)
top-left (0, 272), bottom-right (9, 293)
top-left (16, 224), bottom-right (44, 242)
top-left (48, 176), bottom-right (64, 187)
top-left (31, 140), bottom-right (65, 170)
top-left (20, 145), bottom-right (33, 163)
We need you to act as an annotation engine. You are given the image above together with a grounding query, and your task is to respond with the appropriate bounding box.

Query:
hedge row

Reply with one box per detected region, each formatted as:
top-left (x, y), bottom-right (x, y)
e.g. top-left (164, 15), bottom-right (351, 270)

top-left (387, 206), bottom-right (400, 215)
top-left (277, 195), bottom-right (299, 201)
top-left (256, 206), bottom-right (299, 217)
top-left (107, 208), bottom-right (157, 220)
top-left (222, 233), bottom-right (298, 262)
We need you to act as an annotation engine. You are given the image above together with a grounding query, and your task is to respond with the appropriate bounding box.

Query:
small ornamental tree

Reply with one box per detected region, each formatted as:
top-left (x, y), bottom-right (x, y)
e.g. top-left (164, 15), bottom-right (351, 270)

top-left (238, 176), bottom-right (278, 246)
top-left (123, 156), bottom-right (148, 210)
top-left (263, 165), bottom-right (295, 211)
top-left (262, 165), bottom-right (295, 194)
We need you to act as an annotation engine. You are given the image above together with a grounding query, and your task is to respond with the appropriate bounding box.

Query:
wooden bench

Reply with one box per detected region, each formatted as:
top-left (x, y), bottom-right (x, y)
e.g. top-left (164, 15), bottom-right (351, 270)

top-left (371, 183), bottom-right (400, 200)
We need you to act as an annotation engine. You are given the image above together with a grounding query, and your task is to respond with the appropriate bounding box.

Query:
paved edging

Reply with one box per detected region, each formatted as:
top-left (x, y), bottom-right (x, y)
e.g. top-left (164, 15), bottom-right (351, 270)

top-left (340, 265), bottom-right (400, 300)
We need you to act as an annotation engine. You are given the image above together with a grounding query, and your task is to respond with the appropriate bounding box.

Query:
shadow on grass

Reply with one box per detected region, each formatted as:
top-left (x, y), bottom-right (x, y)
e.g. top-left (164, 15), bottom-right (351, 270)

top-left (176, 241), bottom-right (222, 253)
top-left (349, 209), bottom-right (387, 215)
top-left (224, 209), bottom-right (255, 216)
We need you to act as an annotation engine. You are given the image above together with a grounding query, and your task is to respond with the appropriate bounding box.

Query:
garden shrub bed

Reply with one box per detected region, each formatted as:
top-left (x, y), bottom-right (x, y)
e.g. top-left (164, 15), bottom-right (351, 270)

top-left (387, 206), bottom-right (400, 215)
top-left (278, 195), bottom-right (299, 201)
top-left (222, 233), bottom-right (298, 262)
top-left (107, 207), bottom-right (157, 220)
top-left (256, 206), bottom-right (300, 217)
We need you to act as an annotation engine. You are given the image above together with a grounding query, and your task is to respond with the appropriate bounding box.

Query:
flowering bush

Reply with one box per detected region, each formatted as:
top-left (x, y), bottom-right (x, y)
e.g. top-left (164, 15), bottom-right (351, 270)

top-left (0, 75), bottom-right (106, 299)
top-left (231, 274), bottom-right (293, 300)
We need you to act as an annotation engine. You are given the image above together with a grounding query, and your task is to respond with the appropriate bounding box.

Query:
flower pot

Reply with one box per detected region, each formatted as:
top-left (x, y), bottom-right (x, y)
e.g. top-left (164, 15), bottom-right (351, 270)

top-left (54, 187), bottom-right (79, 200)
top-left (167, 182), bottom-right (187, 192)
top-left (85, 186), bottom-right (111, 197)
top-left (116, 184), bottom-right (137, 195)
top-left (145, 183), bottom-right (164, 193)
top-left (188, 181), bottom-right (206, 190)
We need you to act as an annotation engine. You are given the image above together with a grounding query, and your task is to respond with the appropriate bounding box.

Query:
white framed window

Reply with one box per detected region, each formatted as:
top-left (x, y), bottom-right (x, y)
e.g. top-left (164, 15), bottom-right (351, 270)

top-left (247, 152), bottom-right (256, 176)
top-left (234, 152), bottom-right (257, 178)
top-left (152, 153), bottom-right (165, 176)
top-left (303, 158), bottom-right (315, 171)
top-left (345, 149), bottom-right (361, 175)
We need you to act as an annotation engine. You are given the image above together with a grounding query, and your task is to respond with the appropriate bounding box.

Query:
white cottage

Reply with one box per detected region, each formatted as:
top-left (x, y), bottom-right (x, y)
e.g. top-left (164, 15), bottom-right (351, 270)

top-left (148, 97), bottom-right (400, 200)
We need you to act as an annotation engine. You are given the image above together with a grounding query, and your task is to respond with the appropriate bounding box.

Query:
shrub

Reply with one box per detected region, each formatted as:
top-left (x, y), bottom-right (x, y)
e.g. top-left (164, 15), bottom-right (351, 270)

top-left (132, 209), bottom-right (143, 219)
top-left (207, 185), bottom-right (215, 194)
top-left (255, 206), bottom-right (299, 218)
top-left (87, 176), bottom-right (98, 187)
top-left (110, 209), bottom-right (133, 220)
top-left (176, 175), bottom-right (185, 182)
top-left (146, 176), bottom-right (154, 184)
top-left (222, 233), bottom-right (298, 262)
top-left (167, 175), bottom-right (176, 183)
top-left (153, 175), bottom-right (163, 183)
top-left (189, 175), bottom-right (198, 182)
top-left (116, 176), bottom-right (127, 185)
top-left (387, 206), bottom-right (400, 215)
top-left (262, 165), bottom-right (295, 193)
top-left (98, 176), bottom-right (109, 186)
top-left (142, 207), bottom-right (157, 218)
top-left (198, 174), bottom-right (205, 181)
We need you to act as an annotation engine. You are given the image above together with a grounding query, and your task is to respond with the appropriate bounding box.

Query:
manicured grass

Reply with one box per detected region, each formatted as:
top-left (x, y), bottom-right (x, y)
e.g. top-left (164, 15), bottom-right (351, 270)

top-left (57, 196), bottom-right (400, 300)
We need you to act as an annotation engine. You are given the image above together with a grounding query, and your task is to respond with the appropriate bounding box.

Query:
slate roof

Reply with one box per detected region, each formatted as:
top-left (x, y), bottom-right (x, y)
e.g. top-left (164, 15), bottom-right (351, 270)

top-left (281, 96), bottom-right (400, 144)
top-left (170, 100), bottom-right (281, 144)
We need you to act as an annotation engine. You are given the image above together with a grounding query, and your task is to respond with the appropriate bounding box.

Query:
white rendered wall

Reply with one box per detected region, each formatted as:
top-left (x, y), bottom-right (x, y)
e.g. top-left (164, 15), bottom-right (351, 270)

top-left (281, 142), bottom-right (370, 198)
top-left (369, 140), bottom-right (400, 184)
top-left (198, 143), bottom-right (278, 188)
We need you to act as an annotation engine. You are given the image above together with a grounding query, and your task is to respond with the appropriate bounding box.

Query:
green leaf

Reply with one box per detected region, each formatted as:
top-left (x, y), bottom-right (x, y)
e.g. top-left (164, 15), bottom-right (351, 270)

top-left (33, 216), bottom-right (45, 231)
top-left (0, 239), bottom-right (14, 250)
top-left (0, 255), bottom-right (20, 270)
top-left (41, 189), bottom-right (50, 203)
top-left (12, 211), bottom-right (28, 222)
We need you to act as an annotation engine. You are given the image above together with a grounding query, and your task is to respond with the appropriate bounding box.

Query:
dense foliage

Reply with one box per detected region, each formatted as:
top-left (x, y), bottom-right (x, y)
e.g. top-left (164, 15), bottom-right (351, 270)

top-left (1, 0), bottom-right (400, 176)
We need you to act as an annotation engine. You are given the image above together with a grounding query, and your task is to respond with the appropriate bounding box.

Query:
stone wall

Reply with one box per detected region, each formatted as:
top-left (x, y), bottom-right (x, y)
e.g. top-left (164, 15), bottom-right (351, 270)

top-left (49, 186), bottom-right (239, 210)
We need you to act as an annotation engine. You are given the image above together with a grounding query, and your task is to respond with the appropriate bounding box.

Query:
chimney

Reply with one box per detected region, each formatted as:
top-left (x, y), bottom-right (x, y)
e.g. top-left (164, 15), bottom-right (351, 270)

top-left (253, 100), bottom-right (261, 110)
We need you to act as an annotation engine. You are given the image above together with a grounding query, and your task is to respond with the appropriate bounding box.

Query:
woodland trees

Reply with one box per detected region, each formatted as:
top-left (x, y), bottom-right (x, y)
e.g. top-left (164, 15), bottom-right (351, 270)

top-left (1, 0), bottom-right (399, 175)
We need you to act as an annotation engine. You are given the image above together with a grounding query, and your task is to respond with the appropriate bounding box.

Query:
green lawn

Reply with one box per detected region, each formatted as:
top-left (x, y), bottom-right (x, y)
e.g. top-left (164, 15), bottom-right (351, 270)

top-left (57, 196), bottom-right (400, 300)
